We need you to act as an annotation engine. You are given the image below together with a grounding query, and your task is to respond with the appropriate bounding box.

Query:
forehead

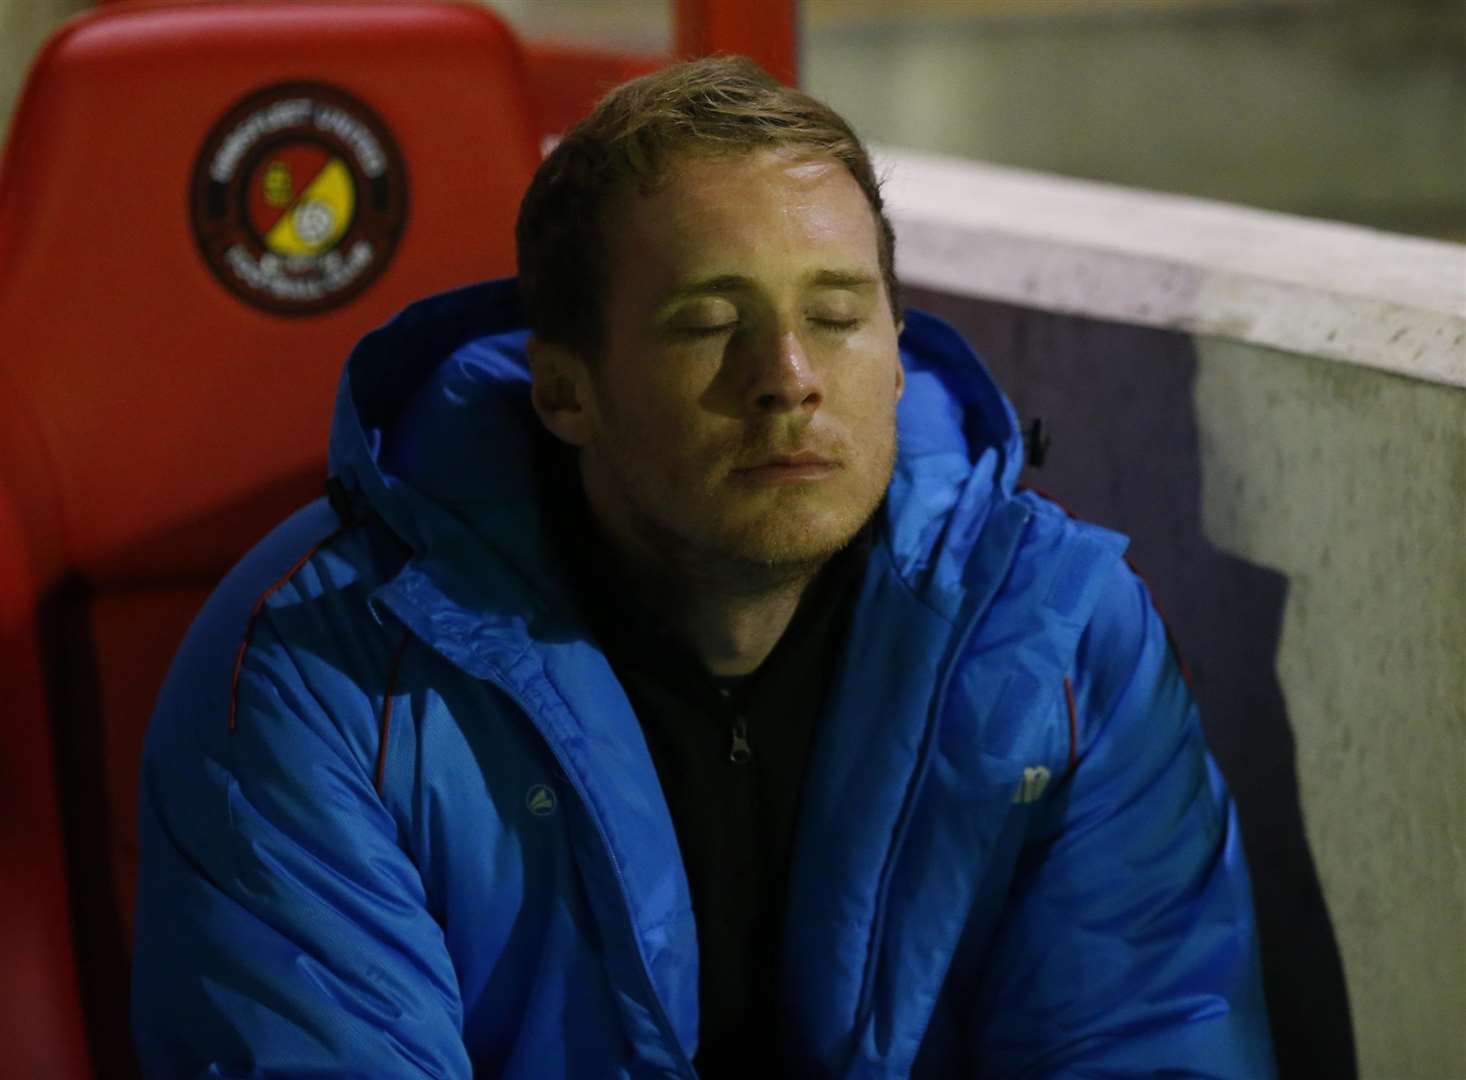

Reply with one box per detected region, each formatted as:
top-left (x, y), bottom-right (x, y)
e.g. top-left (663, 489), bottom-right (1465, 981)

top-left (605, 148), bottom-right (881, 284)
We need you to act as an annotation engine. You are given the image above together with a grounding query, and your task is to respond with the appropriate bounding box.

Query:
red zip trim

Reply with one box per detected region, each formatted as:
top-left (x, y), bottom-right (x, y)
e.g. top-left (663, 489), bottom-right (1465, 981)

top-left (228, 527), bottom-right (348, 733)
top-left (1064, 675), bottom-right (1078, 776)
top-left (373, 632), bottom-right (411, 795)
top-left (1122, 555), bottom-right (1196, 689)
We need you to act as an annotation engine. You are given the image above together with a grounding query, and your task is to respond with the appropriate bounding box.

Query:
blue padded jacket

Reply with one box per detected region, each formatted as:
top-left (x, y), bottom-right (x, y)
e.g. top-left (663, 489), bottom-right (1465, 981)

top-left (131, 279), bottom-right (1276, 1078)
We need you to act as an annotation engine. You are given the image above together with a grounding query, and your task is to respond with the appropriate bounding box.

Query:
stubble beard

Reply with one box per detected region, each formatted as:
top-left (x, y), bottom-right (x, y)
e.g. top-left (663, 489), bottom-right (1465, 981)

top-left (590, 425), bottom-right (897, 600)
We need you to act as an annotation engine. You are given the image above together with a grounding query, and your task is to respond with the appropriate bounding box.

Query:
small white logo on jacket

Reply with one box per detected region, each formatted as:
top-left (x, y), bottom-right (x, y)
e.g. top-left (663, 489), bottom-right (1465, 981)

top-left (1013, 766), bottom-right (1051, 804)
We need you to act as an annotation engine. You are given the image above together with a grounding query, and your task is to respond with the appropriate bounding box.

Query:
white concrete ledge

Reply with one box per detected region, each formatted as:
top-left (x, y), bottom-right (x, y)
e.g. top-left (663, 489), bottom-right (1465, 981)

top-left (878, 145), bottom-right (1466, 389)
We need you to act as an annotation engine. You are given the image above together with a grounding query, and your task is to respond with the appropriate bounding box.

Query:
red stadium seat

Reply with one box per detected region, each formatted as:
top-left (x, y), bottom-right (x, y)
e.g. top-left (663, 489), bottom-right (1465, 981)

top-left (0, 485), bottom-right (92, 1078)
top-left (0, 1), bottom-right (541, 1070)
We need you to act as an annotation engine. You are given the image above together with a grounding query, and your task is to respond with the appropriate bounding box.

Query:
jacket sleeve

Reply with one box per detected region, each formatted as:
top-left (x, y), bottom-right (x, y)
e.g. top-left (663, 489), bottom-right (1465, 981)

top-left (131, 607), bottom-right (471, 1079)
top-left (970, 567), bottom-right (1277, 1078)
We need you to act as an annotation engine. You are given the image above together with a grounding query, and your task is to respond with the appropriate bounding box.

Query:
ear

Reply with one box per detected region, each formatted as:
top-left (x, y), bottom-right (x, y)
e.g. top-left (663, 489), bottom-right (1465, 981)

top-left (527, 336), bottom-right (598, 447)
top-left (893, 319), bottom-right (906, 401)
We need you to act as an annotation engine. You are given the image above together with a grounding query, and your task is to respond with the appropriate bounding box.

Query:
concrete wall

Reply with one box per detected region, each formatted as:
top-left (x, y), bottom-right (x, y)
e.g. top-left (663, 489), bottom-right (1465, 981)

top-left (807, 0), bottom-right (1466, 240)
top-left (1194, 338), bottom-right (1466, 1077)
top-left (891, 147), bottom-right (1465, 1079)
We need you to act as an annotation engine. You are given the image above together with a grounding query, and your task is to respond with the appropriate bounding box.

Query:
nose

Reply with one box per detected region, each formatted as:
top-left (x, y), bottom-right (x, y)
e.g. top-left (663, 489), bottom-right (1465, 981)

top-left (743, 327), bottom-right (823, 416)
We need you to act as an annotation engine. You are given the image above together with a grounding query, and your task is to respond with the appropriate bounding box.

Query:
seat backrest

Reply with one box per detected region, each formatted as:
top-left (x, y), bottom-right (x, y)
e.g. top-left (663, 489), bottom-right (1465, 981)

top-left (0, 485), bottom-right (91, 1079)
top-left (0, 1), bottom-right (541, 1069)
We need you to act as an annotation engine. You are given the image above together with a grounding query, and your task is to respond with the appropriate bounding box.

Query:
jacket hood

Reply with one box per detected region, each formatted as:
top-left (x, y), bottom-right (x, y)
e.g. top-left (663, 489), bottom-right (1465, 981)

top-left (325, 280), bottom-right (1059, 1063)
top-left (328, 278), bottom-right (1026, 621)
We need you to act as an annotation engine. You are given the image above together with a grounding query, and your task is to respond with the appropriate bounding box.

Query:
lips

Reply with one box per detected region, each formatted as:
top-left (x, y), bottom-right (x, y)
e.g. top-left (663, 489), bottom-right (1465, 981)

top-left (731, 450), bottom-right (840, 485)
top-left (735, 450), bottom-right (836, 471)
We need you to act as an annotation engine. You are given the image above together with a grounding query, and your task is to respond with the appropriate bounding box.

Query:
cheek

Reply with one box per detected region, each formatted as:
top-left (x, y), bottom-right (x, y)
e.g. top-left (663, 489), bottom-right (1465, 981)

top-left (601, 380), bottom-right (724, 481)
top-left (840, 362), bottom-right (901, 430)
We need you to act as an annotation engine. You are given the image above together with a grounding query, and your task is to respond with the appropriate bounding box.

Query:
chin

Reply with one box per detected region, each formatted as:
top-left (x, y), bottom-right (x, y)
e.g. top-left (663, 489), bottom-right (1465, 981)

top-left (710, 498), bottom-right (875, 568)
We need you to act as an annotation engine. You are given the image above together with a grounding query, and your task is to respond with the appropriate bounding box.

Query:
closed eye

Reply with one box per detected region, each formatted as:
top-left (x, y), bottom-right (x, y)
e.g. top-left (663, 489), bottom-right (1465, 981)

top-left (812, 317), bottom-right (861, 332)
top-left (678, 322), bottom-right (739, 338)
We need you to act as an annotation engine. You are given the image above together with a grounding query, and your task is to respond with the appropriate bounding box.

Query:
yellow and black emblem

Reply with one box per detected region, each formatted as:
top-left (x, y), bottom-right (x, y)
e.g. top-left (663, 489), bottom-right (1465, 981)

top-left (190, 82), bottom-right (408, 316)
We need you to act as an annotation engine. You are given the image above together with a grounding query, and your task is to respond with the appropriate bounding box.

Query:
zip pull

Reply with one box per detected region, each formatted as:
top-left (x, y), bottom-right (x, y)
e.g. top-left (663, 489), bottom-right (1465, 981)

top-left (728, 717), bottom-right (752, 765)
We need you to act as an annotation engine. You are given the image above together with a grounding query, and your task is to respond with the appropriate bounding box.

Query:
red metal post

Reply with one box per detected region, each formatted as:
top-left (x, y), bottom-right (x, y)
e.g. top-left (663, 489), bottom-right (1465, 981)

top-left (674, 0), bottom-right (799, 85)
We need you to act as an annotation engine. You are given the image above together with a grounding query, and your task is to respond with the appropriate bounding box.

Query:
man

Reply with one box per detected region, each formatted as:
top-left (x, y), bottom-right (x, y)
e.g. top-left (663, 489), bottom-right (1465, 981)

top-left (132, 57), bottom-right (1275, 1077)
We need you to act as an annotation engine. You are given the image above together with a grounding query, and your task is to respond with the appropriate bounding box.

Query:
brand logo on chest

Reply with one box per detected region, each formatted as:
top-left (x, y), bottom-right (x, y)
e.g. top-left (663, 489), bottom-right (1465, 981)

top-left (526, 784), bottom-right (558, 816)
top-left (1013, 765), bottom-right (1051, 804)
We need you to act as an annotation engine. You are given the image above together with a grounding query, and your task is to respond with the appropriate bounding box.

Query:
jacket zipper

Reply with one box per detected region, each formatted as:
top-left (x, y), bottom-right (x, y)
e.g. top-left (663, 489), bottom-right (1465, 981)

top-left (728, 717), bottom-right (752, 764)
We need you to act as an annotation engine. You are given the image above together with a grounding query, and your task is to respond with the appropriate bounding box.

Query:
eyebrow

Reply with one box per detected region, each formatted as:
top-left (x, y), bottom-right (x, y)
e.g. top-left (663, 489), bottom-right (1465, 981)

top-left (660, 268), bottom-right (880, 305)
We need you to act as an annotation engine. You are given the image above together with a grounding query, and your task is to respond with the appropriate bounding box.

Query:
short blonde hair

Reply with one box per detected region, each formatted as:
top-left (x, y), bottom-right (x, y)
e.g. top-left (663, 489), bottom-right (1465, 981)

top-left (515, 55), bottom-right (899, 354)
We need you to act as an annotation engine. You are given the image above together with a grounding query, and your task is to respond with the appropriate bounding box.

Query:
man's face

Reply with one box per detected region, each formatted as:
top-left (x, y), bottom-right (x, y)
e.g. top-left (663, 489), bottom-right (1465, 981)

top-left (571, 148), bottom-right (904, 574)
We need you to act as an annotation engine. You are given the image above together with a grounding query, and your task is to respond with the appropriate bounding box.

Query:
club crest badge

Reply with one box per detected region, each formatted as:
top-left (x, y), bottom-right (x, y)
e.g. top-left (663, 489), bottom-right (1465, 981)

top-left (190, 82), bottom-right (408, 315)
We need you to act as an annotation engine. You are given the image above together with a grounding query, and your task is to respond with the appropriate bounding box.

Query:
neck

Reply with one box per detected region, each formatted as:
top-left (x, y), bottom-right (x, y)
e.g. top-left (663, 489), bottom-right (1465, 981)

top-left (576, 474), bottom-right (827, 679)
top-left (614, 549), bottom-right (819, 677)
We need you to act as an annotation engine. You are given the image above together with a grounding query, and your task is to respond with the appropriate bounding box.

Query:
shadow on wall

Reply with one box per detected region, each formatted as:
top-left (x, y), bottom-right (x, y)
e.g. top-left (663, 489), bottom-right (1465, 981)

top-left (906, 287), bottom-right (1356, 1079)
